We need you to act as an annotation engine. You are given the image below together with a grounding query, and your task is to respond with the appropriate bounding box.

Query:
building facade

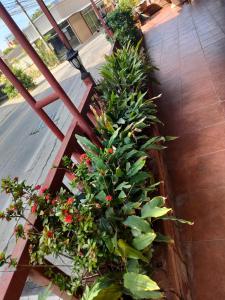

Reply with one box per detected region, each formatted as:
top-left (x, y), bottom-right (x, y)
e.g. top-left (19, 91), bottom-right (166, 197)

top-left (6, 0), bottom-right (105, 61)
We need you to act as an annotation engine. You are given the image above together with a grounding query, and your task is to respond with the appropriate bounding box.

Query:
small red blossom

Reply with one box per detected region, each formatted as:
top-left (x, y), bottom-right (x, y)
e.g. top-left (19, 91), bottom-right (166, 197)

top-left (45, 194), bottom-right (50, 201)
top-left (67, 197), bottom-right (74, 205)
top-left (40, 186), bottom-right (48, 194)
top-left (86, 158), bottom-right (91, 165)
top-left (47, 231), bottom-right (53, 238)
top-left (51, 199), bottom-right (57, 205)
top-left (34, 185), bottom-right (41, 190)
top-left (64, 214), bottom-right (73, 224)
top-left (62, 209), bottom-right (69, 215)
top-left (107, 148), bottom-right (113, 154)
top-left (31, 203), bottom-right (37, 213)
top-left (80, 153), bottom-right (87, 162)
top-left (105, 195), bottom-right (113, 202)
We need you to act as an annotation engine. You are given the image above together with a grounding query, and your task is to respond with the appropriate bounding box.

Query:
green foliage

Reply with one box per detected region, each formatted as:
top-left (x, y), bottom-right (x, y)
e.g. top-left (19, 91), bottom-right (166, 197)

top-left (35, 39), bottom-right (58, 67)
top-left (118, 0), bottom-right (140, 10)
top-left (3, 47), bottom-right (13, 56)
top-left (98, 42), bottom-right (157, 100)
top-left (0, 35), bottom-right (192, 300)
top-left (106, 8), bottom-right (141, 47)
top-left (1, 67), bottom-right (35, 98)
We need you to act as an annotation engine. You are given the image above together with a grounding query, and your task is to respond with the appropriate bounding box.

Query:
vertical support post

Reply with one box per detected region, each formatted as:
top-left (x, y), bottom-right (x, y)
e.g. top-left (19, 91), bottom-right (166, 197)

top-left (35, 0), bottom-right (96, 86)
top-left (90, 0), bottom-right (114, 38)
top-left (0, 2), bottom-right (100, 147)
top-left (35, 0), bottom-right (71, 50)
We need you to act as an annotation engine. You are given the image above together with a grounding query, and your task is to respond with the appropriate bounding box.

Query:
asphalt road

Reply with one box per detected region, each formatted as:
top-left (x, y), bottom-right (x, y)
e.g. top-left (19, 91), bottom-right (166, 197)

top-left (0, 33), bottom-right (111, 254)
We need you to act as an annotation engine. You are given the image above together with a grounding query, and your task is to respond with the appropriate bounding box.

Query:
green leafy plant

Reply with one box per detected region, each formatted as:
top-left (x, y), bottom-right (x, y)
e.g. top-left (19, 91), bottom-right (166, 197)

top-left (0, 35), bottom-right (192, 299)
top-left (1, 67), bottom-right (35, 98)
top-left (106, 8), bottom-right (141, 47)
top-left (98, 42), bottom-right (157, 100)
top-left (35, 39), bottom-right (58, 67)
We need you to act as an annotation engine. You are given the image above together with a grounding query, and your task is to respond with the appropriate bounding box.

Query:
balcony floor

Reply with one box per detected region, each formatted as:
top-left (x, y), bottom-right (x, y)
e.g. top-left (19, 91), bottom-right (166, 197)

top-left (143, 1), bottom-right (225, 299)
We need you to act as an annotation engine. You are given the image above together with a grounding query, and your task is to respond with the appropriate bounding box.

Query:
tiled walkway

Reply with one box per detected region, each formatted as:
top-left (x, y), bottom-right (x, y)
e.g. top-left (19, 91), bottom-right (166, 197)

top-left (143, 1), bottom-right (225, 299)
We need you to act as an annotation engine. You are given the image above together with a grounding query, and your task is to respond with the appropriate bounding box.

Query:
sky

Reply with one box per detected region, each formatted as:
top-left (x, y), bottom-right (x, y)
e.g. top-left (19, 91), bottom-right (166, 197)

top-left (0, 0), bottom-right (54, 51)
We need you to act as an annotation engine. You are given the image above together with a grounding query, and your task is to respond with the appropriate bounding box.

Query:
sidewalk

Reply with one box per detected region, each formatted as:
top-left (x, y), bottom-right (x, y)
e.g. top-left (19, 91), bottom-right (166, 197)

top-left (143, 1), bottom-right (225, 299)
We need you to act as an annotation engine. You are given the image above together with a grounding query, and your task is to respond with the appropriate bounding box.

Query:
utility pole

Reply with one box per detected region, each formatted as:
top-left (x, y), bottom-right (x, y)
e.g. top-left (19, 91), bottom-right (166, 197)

top-left (15, 0), bottom-right (52, 51)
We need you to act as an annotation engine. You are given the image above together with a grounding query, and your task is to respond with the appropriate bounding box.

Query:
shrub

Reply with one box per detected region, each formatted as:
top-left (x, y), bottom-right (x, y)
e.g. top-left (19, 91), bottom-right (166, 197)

top-left (98, 42), bottom-right (157, 100)
top-left (35, 39), bottom-right (58, 68)
top-left (118, 0), bottom-right (140, 10)
top-left (0, 41), bottom-right (192, 299)
top-left (106, 8), bottom-right (141, 47)
top-left (1, 67), bottom-right (35, 98)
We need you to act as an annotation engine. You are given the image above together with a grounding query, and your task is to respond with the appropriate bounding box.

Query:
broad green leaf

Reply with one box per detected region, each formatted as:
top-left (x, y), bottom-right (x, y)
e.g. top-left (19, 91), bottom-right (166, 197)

top-left (160, 216), bottom-right (194, 225)
top-left (116, 167), bottom-right (124, 177)
top-left (150, 196), bottom-right (166, 207)
top-left (127, 157), bottom-right (146, 177)
top-left (115, 182), bottom-right (131, 191)
top-left (123, 273), bottom-right (161, 299)
top-left (82, 277), bottom-right (121, 300)
top-left (141, 197), bottom-right (171, 218)
top-left (132, 232), bottom-right (156, 250)
top-left (76, 135), bottom-right (99, 154)
top-left (130, 172), bottom-right (149, 184)
top-left (127, 259), bottom-right (140, 273)
top-left (140, 136), bottom-right (165, 151)
top-left (108, 127), bottom-right (120, 147)
top-left (142, 205), bottom-right (171, 219)
top-left (118, 190), bottom-right (126, 199)
top-left (93, 157), bottom-right (107, 171)
top-left (94, 284), bottom-right (122, 300)
top-left (117, 239), bottom-right (148, 262)
top-left (96, 191), bottom-right (106, 201)
top-left (123, 216), bottom-right (151, 233)
top-left (122, 202), bottom-right (141, 215)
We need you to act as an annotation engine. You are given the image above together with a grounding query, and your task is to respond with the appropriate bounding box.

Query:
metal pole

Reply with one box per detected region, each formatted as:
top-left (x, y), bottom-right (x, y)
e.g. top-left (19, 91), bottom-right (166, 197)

top-left (35, 0), bottom-right (95, 85)
top-left (0, 2), bottom-right (100, 146)
top-left (35, 0), bottom-right (71, 50)
top-left (90, 0), bottom-right (113, 38)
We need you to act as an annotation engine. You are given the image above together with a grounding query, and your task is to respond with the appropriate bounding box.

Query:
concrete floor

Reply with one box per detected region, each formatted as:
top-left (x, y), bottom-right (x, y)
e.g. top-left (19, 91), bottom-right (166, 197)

top-left (143, 0), bottom-right (225, 299)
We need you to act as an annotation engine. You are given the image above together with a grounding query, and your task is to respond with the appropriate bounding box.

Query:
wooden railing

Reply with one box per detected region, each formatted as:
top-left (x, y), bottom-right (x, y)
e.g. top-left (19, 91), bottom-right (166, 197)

top-left (0, 78), bottom-right (100, 300)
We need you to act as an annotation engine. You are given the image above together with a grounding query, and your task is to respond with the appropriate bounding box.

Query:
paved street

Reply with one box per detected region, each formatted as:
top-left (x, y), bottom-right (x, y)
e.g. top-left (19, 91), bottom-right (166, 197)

top-left (0, 33), bottom-right (111, 255)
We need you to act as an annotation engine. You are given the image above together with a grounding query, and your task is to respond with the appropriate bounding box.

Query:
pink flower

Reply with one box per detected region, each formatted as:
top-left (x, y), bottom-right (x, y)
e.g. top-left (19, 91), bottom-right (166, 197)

top-left (64, 214), bottom-right (73, 224)
top-left (34, 185), bottom-right (41, 190)
top-left (105, 195), bottom-right (113, 202)
top-left (67, 197), bottom-right (74, 205)
top-left (80, 154), bottom-right (87, 161)
top-left (31, 203), bottom-right (37, 213)
top-left (40, 186), bottom-right (48, 194)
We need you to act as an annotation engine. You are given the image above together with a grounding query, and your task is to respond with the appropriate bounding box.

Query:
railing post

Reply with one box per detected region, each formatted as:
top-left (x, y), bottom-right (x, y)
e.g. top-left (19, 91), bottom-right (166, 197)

top-left (0, 2), bottom-right (100, 147)
top-left (90, 0), bottom-right (114, 38)
top-left (35, 0), bottom-right (96, 86)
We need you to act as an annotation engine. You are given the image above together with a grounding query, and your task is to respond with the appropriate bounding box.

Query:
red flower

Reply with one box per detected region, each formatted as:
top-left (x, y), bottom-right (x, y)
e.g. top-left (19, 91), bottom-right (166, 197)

top-left (31, 203), bottom-right (37, 213)
top-left (108, 148), bottom-right (113, 154)
top-left (34, 185), bottom-right (41, 190)
top-left (105, 195), bottom-right (113, 201)
top-left (62, 209), bottom-right (69, 215)
top-left (47, 231), bottom-right (53, 238)
top-left (86, 158), bottom-right (91, 166)
top-left (67, 197), bottom-right (74, 205)
top-left (64, 214), bottom-right (73, 224)
top-left (40, 186), bottom-right (48, 194)
top-left (51, 199), bottom-right (57, 205)
top-left (80, 154), bottom-right (87, 162)
top-left (45, 194), bottom-right (50, 201)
